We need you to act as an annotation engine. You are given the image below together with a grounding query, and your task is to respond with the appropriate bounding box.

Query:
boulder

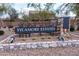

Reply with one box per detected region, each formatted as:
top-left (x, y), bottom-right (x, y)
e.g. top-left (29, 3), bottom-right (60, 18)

top-left (42, 43), bottom-right (49, 48)
top-left (31, 43), bottom-right (37, 48)
top-left (10, 45), bottom-right (14, 50)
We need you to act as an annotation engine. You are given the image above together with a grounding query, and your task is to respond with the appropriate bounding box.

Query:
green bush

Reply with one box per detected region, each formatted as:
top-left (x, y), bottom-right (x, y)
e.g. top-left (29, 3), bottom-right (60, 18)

top-left (0, 30), bottom-right (4, 36)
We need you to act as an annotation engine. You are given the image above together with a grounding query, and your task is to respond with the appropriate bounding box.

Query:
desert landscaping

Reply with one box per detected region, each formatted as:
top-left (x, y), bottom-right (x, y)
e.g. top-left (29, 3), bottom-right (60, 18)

top-left (0, 3), bottom-right (79, 56)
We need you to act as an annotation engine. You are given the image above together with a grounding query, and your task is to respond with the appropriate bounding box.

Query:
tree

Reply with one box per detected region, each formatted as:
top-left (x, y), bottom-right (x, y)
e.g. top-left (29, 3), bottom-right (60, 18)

top-left (21, 12), bottom-right (29, 21)
top-left (8, 7), bottom-right (18, 21)
top-left (72, 3), bottom-right (79, 17)
top-left (0, 3), bottom-right (13, 27)
top-left (55, 3), bottom-right (79, 16)
top-left (27, 3), bottom-right (42, 11)
top-left (27, 3), bottom-right (55, 11)
top-left (0, 3), bottom-right (19, 21)
top-left (0, 3), bottom-right (10, 18)
top-left (30, 10), bottom-right (55, 21)
top-left (44, 3), bottom-right (55, 11)
top-left (26, 3), bottom-right (55, 21)
top-left (55, 3), bottom-right (71, 15)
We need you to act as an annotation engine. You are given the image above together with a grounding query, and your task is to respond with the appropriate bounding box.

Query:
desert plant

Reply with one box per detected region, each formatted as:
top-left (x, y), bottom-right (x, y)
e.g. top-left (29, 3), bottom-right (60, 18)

top-left (8, 25), bottom-right (13, 28)
top-left (22, 39), bottom-right (26, 41)
top-left (70, 26), bottom-right (74, 32)
top-left (32, 38), bottom-right (36, 40)
top-left (47, 37), bottom-right (51, 39)
top-left (41, 37), bottom-right (45, 39)
top-left (0, 30), bottom-right (4, 36)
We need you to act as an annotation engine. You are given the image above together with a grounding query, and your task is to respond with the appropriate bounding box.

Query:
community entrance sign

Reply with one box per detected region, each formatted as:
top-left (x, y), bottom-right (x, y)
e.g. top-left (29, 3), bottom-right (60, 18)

top-left (15, 26), bottom-right (56, 34)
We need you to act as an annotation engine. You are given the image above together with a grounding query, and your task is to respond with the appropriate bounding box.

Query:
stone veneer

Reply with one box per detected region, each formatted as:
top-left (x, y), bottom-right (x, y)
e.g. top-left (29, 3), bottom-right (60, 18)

top-left (0, 40), bottom-right (79, 51)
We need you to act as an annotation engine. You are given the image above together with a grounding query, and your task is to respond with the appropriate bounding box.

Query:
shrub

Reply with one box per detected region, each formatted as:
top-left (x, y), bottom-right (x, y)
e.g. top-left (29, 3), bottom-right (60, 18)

top-left (70, 26), bottom-right (74, 32)
top-left (47, 37), bottom-right (51, 39)
top-left (0, 30), bottom-right (4, 36)
top-left (3, 26), bottom-right (6, 28)
top-left (8, 25), bottom-right (13, 28)
top-left (22, 39), bottom-right (25, 41)
top-left (32, 38), bottom-right (36, 40)
top-left (77, 26), bottom-right (79, 30)
top-left (41, 37), bottom-right (45, 39)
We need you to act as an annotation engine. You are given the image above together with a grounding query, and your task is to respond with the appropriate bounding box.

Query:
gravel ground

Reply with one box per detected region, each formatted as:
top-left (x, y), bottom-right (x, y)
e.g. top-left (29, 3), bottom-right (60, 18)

top-left (0, 28), bottom-right (13, 41)
top-left (0, 47), bottom-right (79, 56)
top-left (15, 36), bottom-right (58, 43)
top-left (0, 30), bottom-right (79, 56)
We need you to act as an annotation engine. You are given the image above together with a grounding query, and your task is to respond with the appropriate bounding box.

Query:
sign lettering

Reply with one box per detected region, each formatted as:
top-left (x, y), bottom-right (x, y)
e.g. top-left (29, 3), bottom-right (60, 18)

top-left (15, 26), bottom-right (56, 34)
